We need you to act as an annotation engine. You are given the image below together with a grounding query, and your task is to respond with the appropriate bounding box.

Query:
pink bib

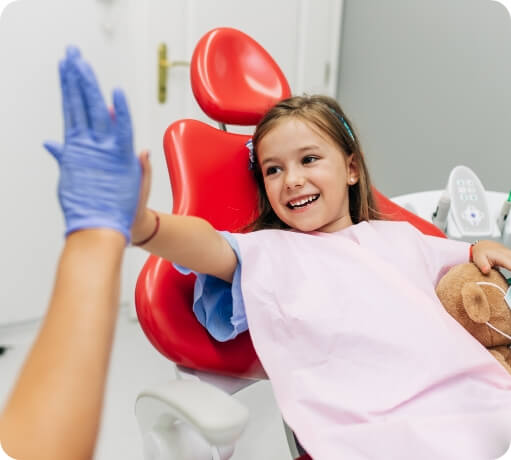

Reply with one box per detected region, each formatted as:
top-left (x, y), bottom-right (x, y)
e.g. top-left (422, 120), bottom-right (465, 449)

top-left (234, 221), bottom-right (511, 459)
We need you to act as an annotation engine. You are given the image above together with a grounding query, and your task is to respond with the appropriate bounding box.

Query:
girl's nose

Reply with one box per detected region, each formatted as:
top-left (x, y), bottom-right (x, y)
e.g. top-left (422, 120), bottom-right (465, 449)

top-left (284, 169), bottom-right (305, 189)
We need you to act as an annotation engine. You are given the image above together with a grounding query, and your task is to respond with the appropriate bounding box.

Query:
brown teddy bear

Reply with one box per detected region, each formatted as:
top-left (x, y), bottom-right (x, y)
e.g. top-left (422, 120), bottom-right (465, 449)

top-left (436, 263), bottom-right (511, 374)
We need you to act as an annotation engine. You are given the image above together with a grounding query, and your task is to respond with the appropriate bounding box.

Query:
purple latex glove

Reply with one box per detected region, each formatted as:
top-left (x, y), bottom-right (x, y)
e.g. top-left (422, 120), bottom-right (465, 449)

top-left (44, 46), bottom-right (141, 243)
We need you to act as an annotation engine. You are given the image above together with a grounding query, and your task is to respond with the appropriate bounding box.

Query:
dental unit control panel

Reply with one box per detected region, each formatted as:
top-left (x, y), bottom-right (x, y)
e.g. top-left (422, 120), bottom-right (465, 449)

top-left (433, 166), bottom-right (499, 241)
top-left (392, 165), bottom-right (511, 248)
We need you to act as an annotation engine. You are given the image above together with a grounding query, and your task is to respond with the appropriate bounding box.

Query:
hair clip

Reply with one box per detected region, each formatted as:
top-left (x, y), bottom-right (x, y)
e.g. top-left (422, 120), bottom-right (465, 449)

top-left (329, 108), bottom-right (355, 141)
top-left (246, 139), bottom-right (256, 170)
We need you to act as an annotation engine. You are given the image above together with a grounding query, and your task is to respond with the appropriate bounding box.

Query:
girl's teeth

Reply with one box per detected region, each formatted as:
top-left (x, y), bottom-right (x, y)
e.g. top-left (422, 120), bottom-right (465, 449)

top-left (289, 195), bottom-right (319, 208)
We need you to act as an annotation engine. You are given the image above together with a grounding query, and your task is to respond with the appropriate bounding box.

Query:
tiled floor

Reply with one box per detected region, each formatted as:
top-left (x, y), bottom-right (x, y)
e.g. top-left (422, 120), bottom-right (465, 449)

top-left (0, 308), bottom-right (292, 460)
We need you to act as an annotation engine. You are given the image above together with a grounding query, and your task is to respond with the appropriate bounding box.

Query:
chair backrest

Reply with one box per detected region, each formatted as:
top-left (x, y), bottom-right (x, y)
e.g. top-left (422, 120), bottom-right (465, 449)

top-left (136, 120), bottom-right (266, 378)
top-left (135, 27), bottom-right (445, 379)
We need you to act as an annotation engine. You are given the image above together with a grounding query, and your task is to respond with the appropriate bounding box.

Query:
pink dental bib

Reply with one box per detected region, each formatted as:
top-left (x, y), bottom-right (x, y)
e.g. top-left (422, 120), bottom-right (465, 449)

top-left (234, 221), bottom-right (511, 460)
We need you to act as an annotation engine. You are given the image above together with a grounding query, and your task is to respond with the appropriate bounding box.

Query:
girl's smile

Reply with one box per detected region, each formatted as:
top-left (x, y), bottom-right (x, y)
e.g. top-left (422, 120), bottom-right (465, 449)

top-left (258, 117), bottom-right (359, 233)
top-left (287, 193), bottom-right (320, 210)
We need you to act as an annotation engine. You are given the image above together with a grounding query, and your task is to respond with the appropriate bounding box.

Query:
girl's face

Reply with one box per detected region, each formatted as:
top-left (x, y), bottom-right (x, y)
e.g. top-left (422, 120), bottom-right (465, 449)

top-left (258, 117), bottom-right (359, 233)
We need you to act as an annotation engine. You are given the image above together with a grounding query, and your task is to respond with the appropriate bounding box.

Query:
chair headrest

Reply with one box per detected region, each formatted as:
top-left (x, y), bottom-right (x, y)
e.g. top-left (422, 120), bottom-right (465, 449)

top-left (191, 27), bottom-right (291, 126)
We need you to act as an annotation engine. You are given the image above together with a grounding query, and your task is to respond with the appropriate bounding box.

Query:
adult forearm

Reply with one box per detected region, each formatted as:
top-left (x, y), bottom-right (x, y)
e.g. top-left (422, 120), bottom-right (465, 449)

top-left (0, 229), bottom-right (124, 460)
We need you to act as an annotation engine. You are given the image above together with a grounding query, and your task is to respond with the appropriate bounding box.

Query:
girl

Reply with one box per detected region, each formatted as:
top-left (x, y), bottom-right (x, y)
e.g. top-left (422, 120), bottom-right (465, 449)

top-left (132, 95), bottom-right (511, 459)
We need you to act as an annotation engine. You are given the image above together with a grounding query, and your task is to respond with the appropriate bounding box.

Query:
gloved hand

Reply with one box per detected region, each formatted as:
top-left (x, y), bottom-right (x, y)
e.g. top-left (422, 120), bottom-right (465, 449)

top-left (44, 46), bottom-right (141, 244)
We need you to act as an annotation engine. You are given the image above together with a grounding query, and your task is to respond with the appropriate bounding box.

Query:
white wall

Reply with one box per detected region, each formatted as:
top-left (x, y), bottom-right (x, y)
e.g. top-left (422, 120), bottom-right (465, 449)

top-left (0, 0), bottom-right (344, 327)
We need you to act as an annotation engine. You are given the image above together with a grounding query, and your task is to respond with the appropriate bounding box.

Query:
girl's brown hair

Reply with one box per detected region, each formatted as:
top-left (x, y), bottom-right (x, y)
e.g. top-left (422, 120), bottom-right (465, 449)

top-left (246, 95), bottom-right (379, 231)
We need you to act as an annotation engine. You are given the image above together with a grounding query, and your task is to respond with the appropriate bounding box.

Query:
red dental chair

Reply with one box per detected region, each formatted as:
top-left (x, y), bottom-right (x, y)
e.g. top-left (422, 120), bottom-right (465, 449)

top-left (134, 27), bottom-right (445, 460)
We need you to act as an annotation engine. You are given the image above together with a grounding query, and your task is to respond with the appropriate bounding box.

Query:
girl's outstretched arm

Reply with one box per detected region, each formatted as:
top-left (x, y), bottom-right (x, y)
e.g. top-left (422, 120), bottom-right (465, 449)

top-left (132, 154), bottom-right (237, 283)
top-left (135, 211), bottom-right (237, 282)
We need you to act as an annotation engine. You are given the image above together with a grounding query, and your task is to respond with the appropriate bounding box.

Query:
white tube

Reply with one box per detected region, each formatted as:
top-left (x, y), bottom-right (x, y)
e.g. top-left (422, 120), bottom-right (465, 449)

top-left (432, 191), bottom-right (451, 232)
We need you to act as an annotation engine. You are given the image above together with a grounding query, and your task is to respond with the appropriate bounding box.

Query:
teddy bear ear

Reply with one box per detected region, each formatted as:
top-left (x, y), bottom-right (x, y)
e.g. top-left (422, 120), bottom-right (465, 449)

top-left (461, 282), bottom-right (491, 323)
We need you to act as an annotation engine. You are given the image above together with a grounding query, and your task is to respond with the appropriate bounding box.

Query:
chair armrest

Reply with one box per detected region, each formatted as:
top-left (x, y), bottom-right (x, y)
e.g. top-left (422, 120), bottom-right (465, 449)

top-left (135, 380), bottom-right (249, 447)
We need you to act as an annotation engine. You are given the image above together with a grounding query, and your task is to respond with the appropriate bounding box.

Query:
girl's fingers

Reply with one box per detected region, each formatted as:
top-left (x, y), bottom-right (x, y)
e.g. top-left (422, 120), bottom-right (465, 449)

top-left (133, 150), bottom-right (152, 223)
top-left (472, 241), bottom-right (511, 273)
top-left (474, 248), bottom-right (511, 274)
top-left (139, 150), bottom-right (152, 204)
top-left (473, 253), bottom-right (491, 274)
top-left (488, 252), bottom-right (511, 272)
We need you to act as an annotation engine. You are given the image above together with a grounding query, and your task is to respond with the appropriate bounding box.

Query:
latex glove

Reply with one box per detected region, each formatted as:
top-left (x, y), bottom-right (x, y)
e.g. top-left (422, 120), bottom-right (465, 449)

top-left (44, 46), bottom-right (141, 243)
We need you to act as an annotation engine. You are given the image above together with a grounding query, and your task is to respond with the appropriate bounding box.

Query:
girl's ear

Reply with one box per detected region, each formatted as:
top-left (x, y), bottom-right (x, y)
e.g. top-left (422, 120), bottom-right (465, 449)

top-left (346, 154), bottom-right (360, 185)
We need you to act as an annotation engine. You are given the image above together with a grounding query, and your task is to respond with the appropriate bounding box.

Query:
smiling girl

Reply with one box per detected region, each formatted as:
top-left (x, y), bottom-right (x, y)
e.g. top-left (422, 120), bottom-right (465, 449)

top-left (131, 94), bottom-right (511, 459)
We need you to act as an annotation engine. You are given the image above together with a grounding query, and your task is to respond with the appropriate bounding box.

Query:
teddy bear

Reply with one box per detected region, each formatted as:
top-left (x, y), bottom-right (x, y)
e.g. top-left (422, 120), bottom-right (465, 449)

top-left (436, 263), bottom-right (511, 374)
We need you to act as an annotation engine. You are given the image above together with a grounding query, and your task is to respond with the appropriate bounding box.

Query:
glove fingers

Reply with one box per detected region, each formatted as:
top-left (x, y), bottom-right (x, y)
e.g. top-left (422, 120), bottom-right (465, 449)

top-left (58, 59), bottom-right (73, 136)
top-left (64, 47), bottom-right (88, 138)
top-left (112, 88), bottom-right (134, 155)
top-left (66, 45), bottom-right (81, 60)
top-left (72, 57), bottom-right (112, 138)
top-left (43, 141), bottom-right (64, 162)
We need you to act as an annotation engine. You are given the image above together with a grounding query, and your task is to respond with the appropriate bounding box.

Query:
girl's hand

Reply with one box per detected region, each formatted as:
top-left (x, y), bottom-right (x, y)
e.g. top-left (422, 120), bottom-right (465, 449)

top-left (471, 240), bottom-right (511, 274)
top-left (131, 150), bottom-right (154, 242)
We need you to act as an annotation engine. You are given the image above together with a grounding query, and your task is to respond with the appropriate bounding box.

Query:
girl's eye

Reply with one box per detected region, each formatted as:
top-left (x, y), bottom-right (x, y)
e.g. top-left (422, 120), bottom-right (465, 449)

top-left (303, 155), bottom-right (318, 164)
top-left (265, 166), bottom-right (281, 176)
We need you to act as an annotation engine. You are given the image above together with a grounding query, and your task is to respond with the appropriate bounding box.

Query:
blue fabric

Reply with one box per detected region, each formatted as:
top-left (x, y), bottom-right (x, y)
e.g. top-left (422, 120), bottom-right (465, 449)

top-left (173, 231), bottom-right (248, 342)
